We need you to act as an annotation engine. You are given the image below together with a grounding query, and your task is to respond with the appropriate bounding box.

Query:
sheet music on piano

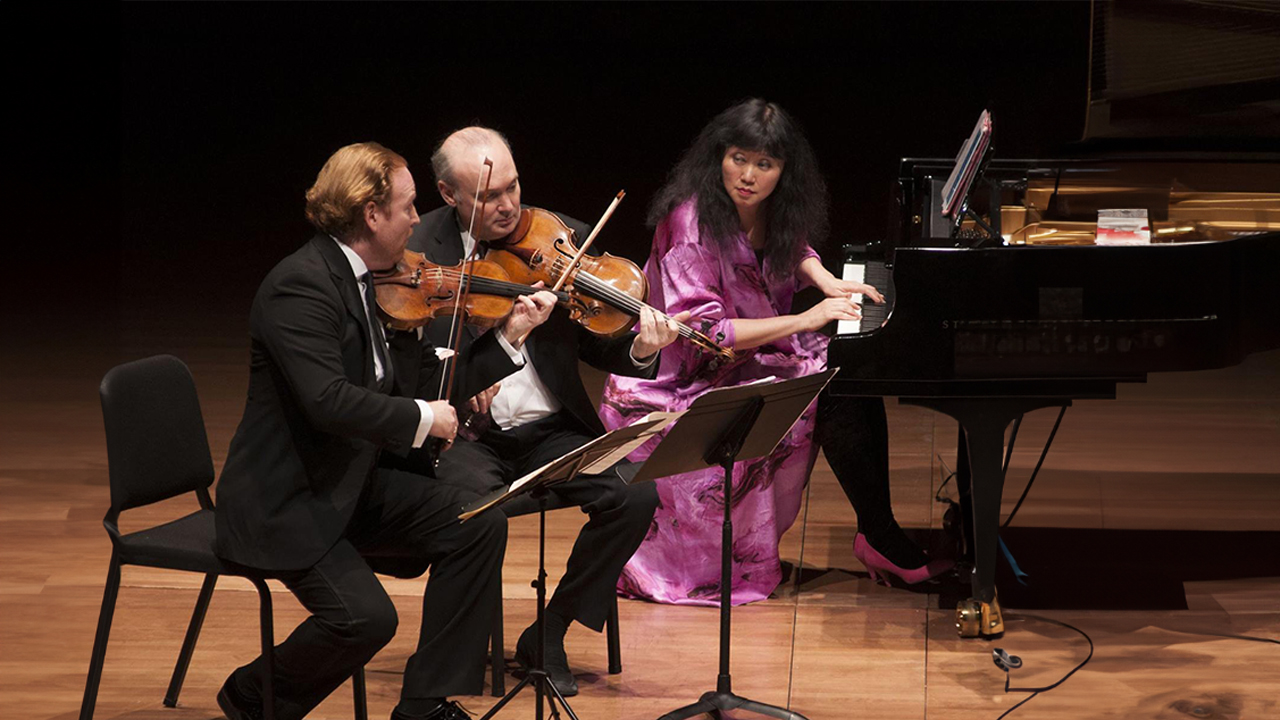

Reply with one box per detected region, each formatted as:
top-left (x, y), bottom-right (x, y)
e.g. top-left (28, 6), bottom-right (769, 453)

top-left (941, 109), bottom-right (992, 218)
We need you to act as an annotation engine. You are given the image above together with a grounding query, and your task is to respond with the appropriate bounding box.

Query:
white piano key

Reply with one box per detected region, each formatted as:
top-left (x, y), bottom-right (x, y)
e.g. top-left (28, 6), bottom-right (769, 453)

top-left (837, 261), bottom-right (866, 335)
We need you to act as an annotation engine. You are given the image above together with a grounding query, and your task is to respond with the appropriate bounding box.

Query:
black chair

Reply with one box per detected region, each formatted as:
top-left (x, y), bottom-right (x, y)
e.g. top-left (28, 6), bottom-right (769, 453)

top-left (80, 355), bottom-right (367, 720)
top-left (486, 528), bottom-right (623, 696)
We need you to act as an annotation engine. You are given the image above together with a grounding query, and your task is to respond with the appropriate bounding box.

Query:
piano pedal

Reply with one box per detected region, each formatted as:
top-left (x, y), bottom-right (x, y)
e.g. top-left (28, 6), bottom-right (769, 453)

top-left (955, 593), bottom-right (1005, 638)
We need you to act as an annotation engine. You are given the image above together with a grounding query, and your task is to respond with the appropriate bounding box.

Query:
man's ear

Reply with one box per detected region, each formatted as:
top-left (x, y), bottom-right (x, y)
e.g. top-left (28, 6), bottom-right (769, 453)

top-left (363, 200), bottom-right (380, 233)
top-left (438, 180), bottom-right (457, 208)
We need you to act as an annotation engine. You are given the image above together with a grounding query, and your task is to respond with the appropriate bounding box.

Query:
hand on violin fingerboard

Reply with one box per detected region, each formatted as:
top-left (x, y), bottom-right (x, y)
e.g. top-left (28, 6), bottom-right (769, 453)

top-left (501, 286), bottom-right (557, 348)
top-left (632, 307), bottom-right (691, 360)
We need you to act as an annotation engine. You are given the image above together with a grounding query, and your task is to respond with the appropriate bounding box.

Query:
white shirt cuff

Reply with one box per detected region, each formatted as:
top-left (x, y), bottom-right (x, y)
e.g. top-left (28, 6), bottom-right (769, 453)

top-left (495, 332), bottom-right (528, 366)
top-left (412, 399), bottom-right (434, 448)
top-left (629, 340), bottom-right (659, 368)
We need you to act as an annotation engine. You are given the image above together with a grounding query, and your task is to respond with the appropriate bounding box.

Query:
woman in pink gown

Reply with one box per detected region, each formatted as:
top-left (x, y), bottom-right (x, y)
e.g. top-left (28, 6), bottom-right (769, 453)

top-left (600, 99), bottom-right (951, 605)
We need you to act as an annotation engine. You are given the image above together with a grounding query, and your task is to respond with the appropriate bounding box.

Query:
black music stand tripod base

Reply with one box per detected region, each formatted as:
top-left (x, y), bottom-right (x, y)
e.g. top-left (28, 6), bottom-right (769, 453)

top-left (656, 451), bottom-right (809, 720)
top-left (660, 691), bottom-right (807, 720)
top-left (469, 415), bottom-right (670, 720)
top-left (479, 481), bottom-right (583, 720)
top-left (634, 374), bottom-right (833, 720)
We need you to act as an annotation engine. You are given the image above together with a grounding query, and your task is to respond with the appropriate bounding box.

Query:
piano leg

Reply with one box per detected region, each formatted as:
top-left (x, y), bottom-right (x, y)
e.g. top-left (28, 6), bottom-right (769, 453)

top-left (902, 397), bottom-right (1071, 637)
top-left (954, 426), bottom-right (973, 563)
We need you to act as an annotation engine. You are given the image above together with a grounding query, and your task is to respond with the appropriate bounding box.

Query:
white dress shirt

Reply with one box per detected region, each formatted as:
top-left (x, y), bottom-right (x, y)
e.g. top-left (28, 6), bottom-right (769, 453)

top-left (332, 237), bottom-right (434, 448)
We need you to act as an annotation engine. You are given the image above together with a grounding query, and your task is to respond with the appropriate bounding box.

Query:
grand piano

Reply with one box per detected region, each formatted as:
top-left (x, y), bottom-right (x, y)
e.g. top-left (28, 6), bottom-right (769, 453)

top-left (828, 155), bottom-right (1280, 636)
top-left (826, 0), bottom-right (1280, 638)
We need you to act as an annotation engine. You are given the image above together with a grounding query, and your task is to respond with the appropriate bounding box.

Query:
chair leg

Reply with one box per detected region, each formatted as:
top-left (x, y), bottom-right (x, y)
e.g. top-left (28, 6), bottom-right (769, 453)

top-left (80, 552), bottom-right (122, 720)
top-left (251, 579), bottom-right (276, 720)
top-left (490, 601), bottom-right (505, 697)
top-left (164, 573), bottom-right (218, 707)
top-left (352, 667), bottom-right (368, 720)
top-left (606, 594), bottom-right (622, 675)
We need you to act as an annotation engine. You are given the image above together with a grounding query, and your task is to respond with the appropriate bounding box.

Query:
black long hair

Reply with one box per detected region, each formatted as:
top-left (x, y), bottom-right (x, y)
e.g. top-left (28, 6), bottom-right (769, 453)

top-left (648, 98), bottom-right (829, 277)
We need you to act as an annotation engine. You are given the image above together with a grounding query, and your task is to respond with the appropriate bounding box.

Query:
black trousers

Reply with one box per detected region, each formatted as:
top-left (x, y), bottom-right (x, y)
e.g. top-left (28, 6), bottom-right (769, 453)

top-left (434, 412), bottom-right (660, 632)
top-left (814, 392), bottom-right (899, 541)
top-left (229, 468), bottom-right (507, 720)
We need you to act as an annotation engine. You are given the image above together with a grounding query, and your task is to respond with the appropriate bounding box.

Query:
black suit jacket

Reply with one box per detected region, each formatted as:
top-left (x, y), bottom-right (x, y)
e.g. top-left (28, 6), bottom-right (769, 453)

top-left (214, 235), bottom-right (519, 571)
top-left (408, 205), bottom-right (659, 436)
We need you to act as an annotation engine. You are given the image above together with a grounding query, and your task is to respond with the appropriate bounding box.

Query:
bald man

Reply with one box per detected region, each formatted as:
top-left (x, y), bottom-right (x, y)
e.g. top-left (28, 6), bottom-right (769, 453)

top-left (407, 127), bottom-right (679, 697)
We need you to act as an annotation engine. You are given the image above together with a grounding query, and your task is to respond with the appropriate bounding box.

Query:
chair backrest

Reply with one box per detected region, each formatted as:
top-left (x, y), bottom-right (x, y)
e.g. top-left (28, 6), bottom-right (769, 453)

top-left (99, 355), bottom-right (215, 515)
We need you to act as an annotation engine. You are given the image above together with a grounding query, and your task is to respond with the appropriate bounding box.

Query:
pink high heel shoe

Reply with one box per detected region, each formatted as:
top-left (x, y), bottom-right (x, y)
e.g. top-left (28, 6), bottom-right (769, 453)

top-left (853, 533), bottom-right (954, 586)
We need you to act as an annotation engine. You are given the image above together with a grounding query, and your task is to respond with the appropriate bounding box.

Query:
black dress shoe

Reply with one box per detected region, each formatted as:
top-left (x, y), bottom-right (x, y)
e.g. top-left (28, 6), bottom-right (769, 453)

top-left (390, 699), bottom-right (473, 720)
top-left (217, 675), bottom-right (264, 720)
top-left (513, 623), bottom-right (578, 697)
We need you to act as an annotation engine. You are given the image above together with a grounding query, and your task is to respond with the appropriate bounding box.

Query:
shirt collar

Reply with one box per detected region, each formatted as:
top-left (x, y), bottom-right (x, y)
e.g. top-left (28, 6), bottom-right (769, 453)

top-left (460, 228), bottom-right (479, 261)
top-left (330, 235), bottom-right (370, 280)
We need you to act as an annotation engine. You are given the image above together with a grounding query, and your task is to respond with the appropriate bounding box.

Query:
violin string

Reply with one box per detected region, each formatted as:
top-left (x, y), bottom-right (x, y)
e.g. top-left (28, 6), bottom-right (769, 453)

top-left (569, 270), bottom-right (708, 345)
top-left (422, 269), bottom-right (569, 299)
top-left (412, 255), bottom-right (729, 357)
top-left (561, 264), bottom-right (723, 351)
top-left (546, 258), bottom-right (649, 314)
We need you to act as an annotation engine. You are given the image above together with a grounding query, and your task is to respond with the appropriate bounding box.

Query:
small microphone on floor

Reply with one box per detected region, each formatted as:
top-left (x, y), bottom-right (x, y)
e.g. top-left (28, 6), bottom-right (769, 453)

top-left (992, 648), bottom-right (1023, 672)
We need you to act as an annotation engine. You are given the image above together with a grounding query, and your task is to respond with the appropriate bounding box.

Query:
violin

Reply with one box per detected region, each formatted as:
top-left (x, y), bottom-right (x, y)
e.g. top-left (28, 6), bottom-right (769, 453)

top-left (485, 207), bottom-right (735, 361)
top-left (372, 249), bottom-right (570, 331)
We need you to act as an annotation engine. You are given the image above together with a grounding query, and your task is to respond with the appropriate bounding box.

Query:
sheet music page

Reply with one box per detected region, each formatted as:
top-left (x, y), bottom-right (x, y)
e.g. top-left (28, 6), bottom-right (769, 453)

top-left (579, 411), bottom-right (685, 475)
top-left (941, 109), bottom-right (992, 217)
top-left (581, 379), bottom-right (782, 476)
top-left (458, 415), bottom-right (670, 521)
top-left (457, 455), bottom-right (563, 521)
top-left (507, 456), bottom-right (564, 496)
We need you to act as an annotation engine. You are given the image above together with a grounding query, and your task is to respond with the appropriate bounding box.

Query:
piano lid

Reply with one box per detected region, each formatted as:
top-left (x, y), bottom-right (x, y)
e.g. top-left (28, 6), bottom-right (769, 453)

top-left (1084, 0), bottom-right (1280, 146)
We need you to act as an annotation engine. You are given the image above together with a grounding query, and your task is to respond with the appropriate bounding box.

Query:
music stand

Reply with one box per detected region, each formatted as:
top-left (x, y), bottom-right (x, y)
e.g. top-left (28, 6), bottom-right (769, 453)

top-left (464, 415), bottom-right (672, 720)
top-left (631, 370), bottom-right (837, 720)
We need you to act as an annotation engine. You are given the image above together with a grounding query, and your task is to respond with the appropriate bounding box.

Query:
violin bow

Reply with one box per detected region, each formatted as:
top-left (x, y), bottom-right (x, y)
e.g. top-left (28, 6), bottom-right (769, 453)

top-left (550, 190), bottom-right (625, 292)
top-left (543, 190), bottom-right (733, 363)
top-left (509, 190), bottom-right (625, 348)
top-left (436, 157), bottom-right (494, 407)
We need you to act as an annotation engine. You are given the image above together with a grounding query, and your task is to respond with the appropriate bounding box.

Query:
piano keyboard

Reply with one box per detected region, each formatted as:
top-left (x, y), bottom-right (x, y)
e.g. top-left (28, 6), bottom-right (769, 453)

top-left (836, 260), bottom-right (893, 335)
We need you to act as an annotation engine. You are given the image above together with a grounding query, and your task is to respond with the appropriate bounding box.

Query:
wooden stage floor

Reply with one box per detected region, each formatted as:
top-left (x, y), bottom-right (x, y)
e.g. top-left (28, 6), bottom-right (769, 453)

top-left (3, 313), bottom-right (1278, 720)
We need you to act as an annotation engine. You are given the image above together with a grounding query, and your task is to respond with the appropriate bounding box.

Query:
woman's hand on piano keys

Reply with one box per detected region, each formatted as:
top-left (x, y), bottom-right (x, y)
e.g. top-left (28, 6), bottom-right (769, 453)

top-left (820, 276), bottom-right (884, 304)
top-left (800, 297), bottom-right (862, 332)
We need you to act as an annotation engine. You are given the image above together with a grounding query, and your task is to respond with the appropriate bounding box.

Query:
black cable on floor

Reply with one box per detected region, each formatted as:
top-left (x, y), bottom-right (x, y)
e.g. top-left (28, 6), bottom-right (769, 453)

top-left (1002, 416), bottom-right (1022, 477)
top-left (995, 619), bottom-right (1278, 718)
top-left (994, 614), bottom-right (1094, 719)
top-left (934, 454), bottom-right (956, 502)
top-left (1002, 406), bottom-right (1067, 529)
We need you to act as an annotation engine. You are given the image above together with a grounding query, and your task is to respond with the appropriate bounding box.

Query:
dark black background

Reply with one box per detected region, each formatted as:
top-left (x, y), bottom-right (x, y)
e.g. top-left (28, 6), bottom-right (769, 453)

top-left (100, 3), bottom-right (1089, 335)
top-left (120, 3), bottom-right (1088, 304)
